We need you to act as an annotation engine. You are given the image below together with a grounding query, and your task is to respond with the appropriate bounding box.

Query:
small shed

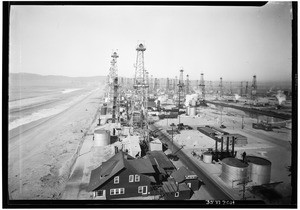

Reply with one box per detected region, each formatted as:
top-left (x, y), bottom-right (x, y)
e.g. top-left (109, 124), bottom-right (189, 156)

top-left (162, 181), bottom-right (191, 200)
top-left (148, 139), bottom-right (163, 151)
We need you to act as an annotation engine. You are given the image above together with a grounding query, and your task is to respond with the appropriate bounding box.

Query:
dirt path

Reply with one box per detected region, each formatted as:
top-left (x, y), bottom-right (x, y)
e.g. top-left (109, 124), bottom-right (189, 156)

top-left (8, 87), bottom-right (104, 199)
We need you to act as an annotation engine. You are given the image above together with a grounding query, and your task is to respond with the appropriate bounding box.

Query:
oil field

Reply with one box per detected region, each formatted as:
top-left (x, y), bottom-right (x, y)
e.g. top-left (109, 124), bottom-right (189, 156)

top-left (7, 2), bottom-right (295, 207)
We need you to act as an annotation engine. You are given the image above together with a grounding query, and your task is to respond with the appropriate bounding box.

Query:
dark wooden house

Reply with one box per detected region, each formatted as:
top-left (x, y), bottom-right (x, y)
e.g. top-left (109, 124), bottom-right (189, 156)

top-left (170, 166), bottom-right (202, 192)
top-left (162, 181), bottom-right (191, 200)
top-left (88, 151), bottom-right (157, 200)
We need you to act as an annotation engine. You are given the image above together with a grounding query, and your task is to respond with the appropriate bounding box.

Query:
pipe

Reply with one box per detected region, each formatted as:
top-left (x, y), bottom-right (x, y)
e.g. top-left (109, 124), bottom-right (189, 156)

top-left (226, 136), bottom-right (229, 152)
top-left (231, 136), bottom-right (235, 156)
top-left (221, 137), bottom-right (223, 153)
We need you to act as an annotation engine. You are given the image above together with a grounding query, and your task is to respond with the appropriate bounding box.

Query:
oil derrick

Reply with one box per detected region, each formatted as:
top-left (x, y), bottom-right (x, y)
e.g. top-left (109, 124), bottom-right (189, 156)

top-left (229, 82), bottom-right (233, 95)
top-left (131, 43), bottom-right (149, 132)
top-left (219, 77), bottom-right (223, 98)
top-left (185, 74), bottom-right (190, 95)
top-left (199, 73), bottom-right (205, 101)
top-left (240, 81), bottom-right (243, 96)
top-left (251, 75), bottom-right (257, 100)
top-left (107, 51), bottom-right (119, 103)
top-left (153, 78), bottom-right (158, 94)
top-left (112, 77), bottom-right (119, 122)
top-left (166, 77), bottom-right (170, 94)
top-left (174, 76), bottom-right (178, 93)
top-left (177, 68), bottom-right (185, 109)
top-left (245, 81), bottom-right (249, 97)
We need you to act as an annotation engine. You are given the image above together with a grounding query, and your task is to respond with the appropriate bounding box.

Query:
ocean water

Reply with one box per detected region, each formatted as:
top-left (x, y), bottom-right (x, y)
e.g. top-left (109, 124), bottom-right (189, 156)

top-left (8, 83), bottom-right (96, 131)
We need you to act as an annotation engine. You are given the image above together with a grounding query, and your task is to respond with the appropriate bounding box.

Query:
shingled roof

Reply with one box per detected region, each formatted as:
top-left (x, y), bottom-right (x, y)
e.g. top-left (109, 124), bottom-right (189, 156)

top-left (170, 166), bottom-right (197, 183)
top-left (87, 151), bottom-right (156, 192)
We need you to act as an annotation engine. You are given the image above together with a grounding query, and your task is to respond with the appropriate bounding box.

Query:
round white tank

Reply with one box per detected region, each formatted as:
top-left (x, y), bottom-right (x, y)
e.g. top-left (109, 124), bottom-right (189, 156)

top-left (246, 156), bottom-right (271, 185)
top-left (203, 152), bottom-right (212, 164)
top-left (94, 129), bottom-right (110, 147)
top-left (189, 107), bottom-right (196, 116)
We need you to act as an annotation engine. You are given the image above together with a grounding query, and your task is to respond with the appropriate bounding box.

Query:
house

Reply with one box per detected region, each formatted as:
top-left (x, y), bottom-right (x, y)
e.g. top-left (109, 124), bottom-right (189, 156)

top-left (162, 181), bottom-right (191, 200)
top-left (88, 151), bottom-right (157, 200)
top-left (148, 138), bottom-right (163, 151)
top-left (146, 151), bottom-right (176, 176)
top-left (122, 136), bottom-right (141, 158)
top-left (169, 166), bottom-right (202, 192)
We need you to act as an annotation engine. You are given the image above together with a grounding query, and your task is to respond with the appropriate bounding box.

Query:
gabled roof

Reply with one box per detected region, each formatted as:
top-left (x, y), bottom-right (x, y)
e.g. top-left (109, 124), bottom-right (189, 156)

top-left (146, 151), bottom-right (175, 170)
top-left (128, 158), bottom-right (155, 174)
top-left (170, 166), bottom-right (197, 183)
top-left (162, 181), bottom-right (190, 193)
top-left (88, 152), bottom-right (156, 192)
top-left (87, 152), bottom-right (126, 192)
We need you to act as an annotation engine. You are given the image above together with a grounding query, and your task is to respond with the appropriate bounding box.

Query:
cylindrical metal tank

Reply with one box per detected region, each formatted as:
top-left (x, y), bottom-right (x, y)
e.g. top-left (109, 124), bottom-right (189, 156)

top-left (221, 158), bottom-right (248, 188)
top-left (94, 129), bottom-right (110, 147)
top-left (246, 156), bottom-right (271, 185)
top-left (189, 107), bottom-right (196, 116)
top-left (186, 106), bottom-right (190, 116)
top-left (100, 106), bottom-right (107, 115)
top-left (202, 152), bottom-right (212, 164)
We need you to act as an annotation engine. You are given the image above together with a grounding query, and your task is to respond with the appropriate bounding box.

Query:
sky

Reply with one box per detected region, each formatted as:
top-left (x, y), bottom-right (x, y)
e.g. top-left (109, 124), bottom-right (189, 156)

top-left (9, 2), bottom-right (293, 82)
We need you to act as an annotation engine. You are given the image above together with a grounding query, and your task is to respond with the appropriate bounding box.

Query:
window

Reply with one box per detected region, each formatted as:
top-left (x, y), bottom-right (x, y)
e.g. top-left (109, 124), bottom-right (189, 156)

top-left (129, 175), bottom-right (134, 183)
top-left (110, 188), bottom-right (125, 195)
top-left (175, 192), bottom-right (179, 197)
top-left (96, 190), bottom-right (104, 197)
top-left (138, 186), bottom-right (142, 193)
top-left (114, 176), bottom-right (119, 184)
top-left (187, 183), bottom-right (192, 188)
top-left (110, 189), bottom-right (116, 195)
top-left (135, 175), bottom-right (140, 182)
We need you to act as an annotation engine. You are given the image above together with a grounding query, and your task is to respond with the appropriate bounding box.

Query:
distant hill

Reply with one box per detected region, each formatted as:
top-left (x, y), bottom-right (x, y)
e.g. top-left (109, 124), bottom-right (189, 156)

top-left (9, 73), bottom-right (107, 87)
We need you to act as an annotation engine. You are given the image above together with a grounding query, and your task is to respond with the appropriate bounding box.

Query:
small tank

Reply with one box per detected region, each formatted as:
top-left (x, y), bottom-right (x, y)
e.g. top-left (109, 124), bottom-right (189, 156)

top-left (189, 107), bottom-right (196, 116)
top-left (221, 158), bottom-right (248, 188)
top-left (100, 106), bottom-right (107, 115)
top-left (202, 152), bottom-right (212, 164)
top-left (246, 156), bottom-right (271, 185)
top-left (94, 129), bottom-right (110, 147)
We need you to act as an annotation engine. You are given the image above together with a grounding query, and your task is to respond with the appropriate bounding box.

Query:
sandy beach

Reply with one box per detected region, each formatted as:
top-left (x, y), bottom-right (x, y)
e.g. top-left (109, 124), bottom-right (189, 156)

top-left (8, 86), bottom-right (105, 199)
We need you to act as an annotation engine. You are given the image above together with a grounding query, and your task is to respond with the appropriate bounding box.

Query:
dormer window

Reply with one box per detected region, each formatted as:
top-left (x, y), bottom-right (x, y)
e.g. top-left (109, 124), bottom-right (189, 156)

top-left (129, 175), bottom-right (134, 182)
top-left (114, 176), bottom-right (119, 184)
top-left (135, 175), bottom-right (140, 182)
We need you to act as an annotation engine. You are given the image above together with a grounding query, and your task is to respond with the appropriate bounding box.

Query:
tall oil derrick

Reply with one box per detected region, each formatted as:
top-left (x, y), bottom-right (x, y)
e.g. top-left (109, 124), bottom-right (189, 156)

top-left (219, 77), bottom-right (223, 98)
top-left (166, 77), bottom-right (170, 94)
top-left (240, 81), bottom-right (243, 96)
top-left (251, 75), bottom-right (257, 100)
top-left (177, 68), bottom-right (185, 109)
top-left (107, 51), bottom-right (119, 103)
top-left (245, 81), bottom-right (249, 97)
top-left (199, 73), bottom-right (205, 101)
top-left (131, 43), bottom-right (149, 132)
top-left (185, 74), bottom-right (190, 95)
top-left (149, 74), bottom-right (153, 95)
top-left (174, 76), bottom-right (178, 93)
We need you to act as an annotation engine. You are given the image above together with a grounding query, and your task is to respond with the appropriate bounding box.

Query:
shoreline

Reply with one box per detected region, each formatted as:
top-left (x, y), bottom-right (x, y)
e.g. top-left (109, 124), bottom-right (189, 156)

top-left (8, 86), bottom-right (104, 199)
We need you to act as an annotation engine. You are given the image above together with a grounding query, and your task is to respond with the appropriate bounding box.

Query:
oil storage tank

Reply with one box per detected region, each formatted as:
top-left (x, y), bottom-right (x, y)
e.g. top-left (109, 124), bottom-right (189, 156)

top-left (189, 107), bottom-right (196, 116)
top-left (221, 157), bottom-right (248, 188)
top-left (94, 129), bottom-right (110, 147)
top-left (202, 152), bottom-right (212, 164)
top-left (246, 156), bottom-right (271, 185)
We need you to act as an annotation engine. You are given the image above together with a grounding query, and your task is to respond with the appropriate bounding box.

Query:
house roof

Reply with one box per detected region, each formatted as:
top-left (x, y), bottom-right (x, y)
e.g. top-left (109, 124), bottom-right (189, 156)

top-left (128, 158), bottom-right (156, 174)
top-left (88, 152), bottom-right (156, 192)
top-left (88, 152), bottom-right (126, 192)
top-left (146, 151), bottom-right (175, 170)
top-left (170, 166), bottom-right (197, 183)
top-left (162, 181), bottom-right (190, 193)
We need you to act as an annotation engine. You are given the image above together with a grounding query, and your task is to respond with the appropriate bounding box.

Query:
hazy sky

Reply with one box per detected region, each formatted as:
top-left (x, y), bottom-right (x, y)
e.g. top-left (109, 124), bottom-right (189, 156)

top-left (10, 2), bottom-right (292, 81)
